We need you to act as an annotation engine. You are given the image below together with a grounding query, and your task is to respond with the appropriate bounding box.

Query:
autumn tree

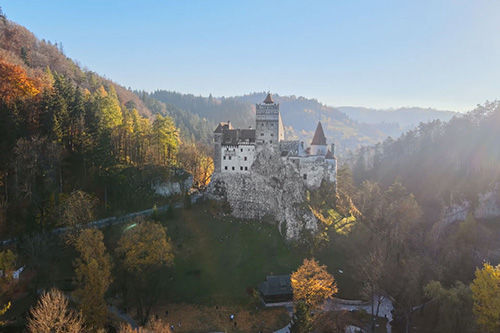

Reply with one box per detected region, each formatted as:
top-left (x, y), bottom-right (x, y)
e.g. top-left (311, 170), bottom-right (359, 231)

top-left (177, 142), bottom-right (214, 189)
top-left (424, 280), bottom-right (475, 333)
top-left (0, 57), bottom-right (40, 104)
top-left (0, 249), bottom-right (15, 327)
top-left (58, 190), bottom-right (98, 229)
top-left (291, 258), bottom-right (337, 332)
top-left (470, 263), bottom-right (500, 332)
top-left (0, 249), bottom-right (16, 292)
top-left (115, 218), bottom-right (174, 324)
top-left (27, 288), bottom-right (84, 333)
top-left (73, 228), bottom-right (112, 331)
top-left (151, 114), bottom-right (180, 167)
top-left (0, 302), bottom-right (10, 327)
top-left (94, 85), bottom-right (122, 131)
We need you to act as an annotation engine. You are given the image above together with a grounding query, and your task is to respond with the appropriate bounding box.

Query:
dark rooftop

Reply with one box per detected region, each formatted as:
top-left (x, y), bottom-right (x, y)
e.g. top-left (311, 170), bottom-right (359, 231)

top-left (222, 128), bottom-right (256, 145)
top-left (311, 121), bottom-right (327, 146)
top-left (214, 121), bottom-right (233, 133)
top-left (258, 275), bottom-right (292, 296)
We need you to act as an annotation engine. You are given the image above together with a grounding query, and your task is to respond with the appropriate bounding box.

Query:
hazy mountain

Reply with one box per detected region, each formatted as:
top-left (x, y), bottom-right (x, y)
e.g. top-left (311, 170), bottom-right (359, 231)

top-left (338, 106), bottom-right (457, 130)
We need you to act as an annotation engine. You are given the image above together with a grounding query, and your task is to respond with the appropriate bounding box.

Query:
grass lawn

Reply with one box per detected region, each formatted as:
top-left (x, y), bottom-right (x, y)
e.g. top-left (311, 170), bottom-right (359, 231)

top-left (154, 201), bottom-right (305, 305)
top-left (106, 200), bottom-right (359, 306)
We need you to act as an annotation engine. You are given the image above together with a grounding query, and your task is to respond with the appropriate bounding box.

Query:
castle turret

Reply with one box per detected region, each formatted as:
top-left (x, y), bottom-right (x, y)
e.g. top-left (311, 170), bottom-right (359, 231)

top-left (213, 121), bottom-right (232, 172)
top-left (310, 121), bottom-right (327, 155)
top-left (255, 93), bottom-right (284, 145)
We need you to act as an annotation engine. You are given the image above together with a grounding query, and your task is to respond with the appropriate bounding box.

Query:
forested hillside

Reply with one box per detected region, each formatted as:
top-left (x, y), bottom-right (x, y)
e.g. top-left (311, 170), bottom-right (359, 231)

top-left (0, 18), bottom-right (214, 238)
top-left (138, 91), bottom-right (214, 144)
top-left (350, 101), bottom-right (500, 207)
top-left (316, 102), bottom-right (500, 332)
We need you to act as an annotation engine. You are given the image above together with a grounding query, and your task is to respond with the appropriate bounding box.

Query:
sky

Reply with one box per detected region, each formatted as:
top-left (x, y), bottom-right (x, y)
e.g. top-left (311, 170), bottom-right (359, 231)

top-left (3, 0), bottom-right (500, 112)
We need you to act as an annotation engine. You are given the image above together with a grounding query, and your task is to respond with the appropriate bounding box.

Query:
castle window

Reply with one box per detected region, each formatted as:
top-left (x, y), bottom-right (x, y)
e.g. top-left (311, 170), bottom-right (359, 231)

top-left (229, 156), bottom-right (231, 160)
top-left (225, 166), bottom-right (228, 170)
top-left (303, 174), bottom-right (307, 180)
top-left (244, 156), bottom-right (247, 161)
top-left (271, 133), bottom-right (274, 136)
top-left (261, 133), bottom-right (264, 136)
top-left (241, 148), bottom-right (243, 152)
top-left (240, 166), bottom-right (243, 170)
top-left (232, 166), bottom-right (235, 170)
top-left (245, 166), bottom-right (248, 170)
top-left (223, 156), bottom-right (226, 160)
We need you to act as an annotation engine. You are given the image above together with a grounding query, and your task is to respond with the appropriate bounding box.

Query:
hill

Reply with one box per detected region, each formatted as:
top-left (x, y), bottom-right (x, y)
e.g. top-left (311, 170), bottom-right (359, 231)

top-left (0, 17), bottom-right (187, 238)
top-left (338, 106), bottom-right (457, 131)
top-left (0, 19), bottom-right (155, 119)
top-left (149, 91), bottom-right (457, 155)
top-left (350, 101), bottom-right (500, 210)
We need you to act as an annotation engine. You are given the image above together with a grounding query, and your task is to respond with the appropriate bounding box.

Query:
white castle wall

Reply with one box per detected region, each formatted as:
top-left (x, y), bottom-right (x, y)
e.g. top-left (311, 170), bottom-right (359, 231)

top-left (220, 144), bottom-right (255, 173)
top-left (310, 144), bottom-right (327, 156)
top-left (290, 156), bottom-right (336, 189)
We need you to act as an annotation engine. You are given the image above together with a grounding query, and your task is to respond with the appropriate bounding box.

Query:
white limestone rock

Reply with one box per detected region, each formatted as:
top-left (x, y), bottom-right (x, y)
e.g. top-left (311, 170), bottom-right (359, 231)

top-left (208, 146), bottom-right (318, 240)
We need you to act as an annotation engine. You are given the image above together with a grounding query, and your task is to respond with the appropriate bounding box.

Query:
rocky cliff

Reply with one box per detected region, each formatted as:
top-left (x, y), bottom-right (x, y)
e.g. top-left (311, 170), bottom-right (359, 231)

top-left (437, 183), bottom-right (500, 233)
top-left (207, 147), bottom-right (318, 240)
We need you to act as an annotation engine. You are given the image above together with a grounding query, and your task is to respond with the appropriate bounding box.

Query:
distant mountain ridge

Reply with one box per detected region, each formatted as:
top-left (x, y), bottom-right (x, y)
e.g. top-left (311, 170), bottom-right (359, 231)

top-left (338, 106), bottom-right (457, 130)
top-left (149, 91), bottom-right (457, 155)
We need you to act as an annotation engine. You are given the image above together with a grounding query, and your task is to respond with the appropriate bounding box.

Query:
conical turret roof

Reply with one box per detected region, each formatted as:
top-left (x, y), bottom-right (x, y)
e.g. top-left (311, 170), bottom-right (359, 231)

top-left (263, 92), bottom-right (274, 104)
top-left (311, 121), bottom-right (327, 145)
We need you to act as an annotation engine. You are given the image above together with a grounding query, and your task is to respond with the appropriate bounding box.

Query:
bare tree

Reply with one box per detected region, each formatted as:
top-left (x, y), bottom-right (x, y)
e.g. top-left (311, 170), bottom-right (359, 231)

top-left (27, 288), bottom-right (84, 333)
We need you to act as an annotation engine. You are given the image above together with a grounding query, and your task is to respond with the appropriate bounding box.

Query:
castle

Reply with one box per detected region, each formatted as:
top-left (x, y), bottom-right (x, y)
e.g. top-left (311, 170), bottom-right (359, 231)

top-left (213, 93), bottom-right (336, 189)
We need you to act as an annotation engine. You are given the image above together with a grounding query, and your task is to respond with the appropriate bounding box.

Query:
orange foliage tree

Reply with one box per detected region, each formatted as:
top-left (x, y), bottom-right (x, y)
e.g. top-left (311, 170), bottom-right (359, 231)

top-left (0, 57), bottom-right (40, 103)
top-left (291, 258), bottom-right (337, 309)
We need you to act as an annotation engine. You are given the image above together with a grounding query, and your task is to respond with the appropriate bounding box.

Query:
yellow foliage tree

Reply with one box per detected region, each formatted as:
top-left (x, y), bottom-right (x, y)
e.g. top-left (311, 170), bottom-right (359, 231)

top-left (116, 218), bottom-right (174, 275)
top-left (470, 263), bottom-right (500, 332)
top-left (0, 302), bottom-right (10, 326)
top-left (291, 258), bottom-right (337, 309)
top-left (116, 218), bottom-right (174, 323)
top-left (73, 229), bottom-right (112, 331)
top-left (177, 143), bottom-right (214, 189)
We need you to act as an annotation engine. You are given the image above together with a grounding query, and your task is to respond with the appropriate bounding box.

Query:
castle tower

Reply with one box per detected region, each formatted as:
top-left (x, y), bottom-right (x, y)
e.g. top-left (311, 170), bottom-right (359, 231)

top-left (255, 93), bottom-right (284, 145)
top-left (310, 121), bottom-right (327, 155)
top-left (213, 121), bottom-right (232, 172)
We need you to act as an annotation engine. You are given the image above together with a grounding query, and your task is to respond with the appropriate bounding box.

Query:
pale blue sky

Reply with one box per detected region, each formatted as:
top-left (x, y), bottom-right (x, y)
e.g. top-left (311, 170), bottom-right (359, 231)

top-left (3, 0), bottom-right (500, 112)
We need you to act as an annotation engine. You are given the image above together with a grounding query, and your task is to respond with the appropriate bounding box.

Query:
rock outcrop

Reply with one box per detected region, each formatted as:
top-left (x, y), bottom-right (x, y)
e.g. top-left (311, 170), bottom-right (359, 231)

top-left (438, 183), bottom-right (500, 233)
top-left (207, 147), bottom-right (319, 239)
top-left (153, 170), bottom-right (193, 197)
